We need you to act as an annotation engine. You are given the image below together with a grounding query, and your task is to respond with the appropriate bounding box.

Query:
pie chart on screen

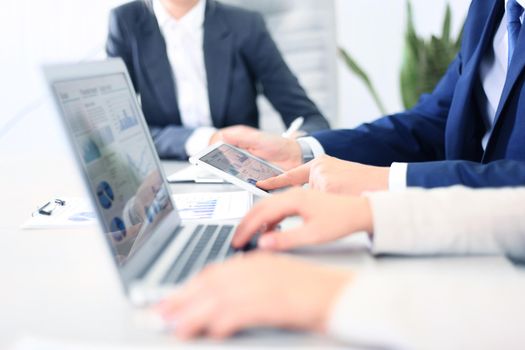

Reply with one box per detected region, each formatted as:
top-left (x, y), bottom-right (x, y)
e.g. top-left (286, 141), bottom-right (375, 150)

top-left (96, 181), bottom-right (114, 209)
top-left (110, 217), bottom-right (127, 242)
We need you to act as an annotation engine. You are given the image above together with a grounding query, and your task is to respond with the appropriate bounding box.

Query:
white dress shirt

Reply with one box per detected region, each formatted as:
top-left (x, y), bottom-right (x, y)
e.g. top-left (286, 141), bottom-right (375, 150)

top-left (153, 0), bottom-right (217, 157)
top-left (328, 186), bottom-right (525, 348)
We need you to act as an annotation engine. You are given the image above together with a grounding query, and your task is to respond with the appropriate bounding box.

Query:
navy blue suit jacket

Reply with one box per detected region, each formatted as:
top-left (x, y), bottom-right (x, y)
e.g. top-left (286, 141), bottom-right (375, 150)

top-left (314, 0), bottom-right (525, 188)
top-left (106, 0), bottom-right (329, 159)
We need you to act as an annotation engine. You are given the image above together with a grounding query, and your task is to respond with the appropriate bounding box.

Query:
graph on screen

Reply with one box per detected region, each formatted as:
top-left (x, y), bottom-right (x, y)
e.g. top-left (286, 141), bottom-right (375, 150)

top-left (201, 144), bottom-right (282, 185)
top-left (126, 147), bottom-right (154, 178)
top-left (118, 108), bottom-right (138, 131)
top-left (108, 95), bottom-right (138, 133)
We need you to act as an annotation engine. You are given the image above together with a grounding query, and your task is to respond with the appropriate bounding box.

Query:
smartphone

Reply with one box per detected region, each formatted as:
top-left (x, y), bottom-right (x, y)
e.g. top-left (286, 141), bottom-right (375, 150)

top-left (189, 142), bottom-right (284, 197)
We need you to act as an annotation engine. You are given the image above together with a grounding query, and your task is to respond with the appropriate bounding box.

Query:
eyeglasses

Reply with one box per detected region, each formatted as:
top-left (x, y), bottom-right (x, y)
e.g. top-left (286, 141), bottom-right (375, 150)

top-left (33, 199), bottom-right (66, 216)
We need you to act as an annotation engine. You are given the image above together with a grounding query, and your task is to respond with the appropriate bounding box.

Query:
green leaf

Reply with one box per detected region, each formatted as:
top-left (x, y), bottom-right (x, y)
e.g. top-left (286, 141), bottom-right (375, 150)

top-left (400, 0), bottom-right (431, 108)
top-left (339, 0), bottom-right (466, 112)
top-left (399, 0), bottom-right (464, 108)
top-left (405, 0), bottom-right (421, 61)
top-left (442, 4), bottom-right (452, 43)
top-left (455, 22), bottom-right (465, 50)
top-left (338, 47), bottom-right (387, 114)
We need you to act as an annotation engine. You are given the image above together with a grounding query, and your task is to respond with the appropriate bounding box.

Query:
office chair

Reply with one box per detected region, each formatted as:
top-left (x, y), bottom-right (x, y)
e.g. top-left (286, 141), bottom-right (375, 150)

top-left (221, 0), bottom-right (339, 132)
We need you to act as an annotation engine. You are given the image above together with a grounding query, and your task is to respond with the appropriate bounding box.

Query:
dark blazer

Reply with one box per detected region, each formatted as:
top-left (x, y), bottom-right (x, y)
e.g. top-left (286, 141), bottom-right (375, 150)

top-left (106, 0), bottom-right (329, 159)
top-left (313, 0), bottom-right (525, 188)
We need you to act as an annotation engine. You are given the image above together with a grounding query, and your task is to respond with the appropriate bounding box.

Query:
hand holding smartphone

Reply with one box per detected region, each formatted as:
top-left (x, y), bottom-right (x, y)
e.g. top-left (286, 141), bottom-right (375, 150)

top-left (189, 142), bottom-right (284, 197)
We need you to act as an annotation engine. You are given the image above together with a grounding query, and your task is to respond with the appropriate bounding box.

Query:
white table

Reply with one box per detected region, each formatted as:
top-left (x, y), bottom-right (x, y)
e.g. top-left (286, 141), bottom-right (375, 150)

top-left (0, 155), bottom-right (348, 349)
top-left (1, 154), bottom-right (524, 349)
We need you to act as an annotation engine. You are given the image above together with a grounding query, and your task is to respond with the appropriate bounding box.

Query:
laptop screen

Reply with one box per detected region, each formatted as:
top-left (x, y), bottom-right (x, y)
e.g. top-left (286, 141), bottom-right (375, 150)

top-left (52, 72), bottom-right (175, 266)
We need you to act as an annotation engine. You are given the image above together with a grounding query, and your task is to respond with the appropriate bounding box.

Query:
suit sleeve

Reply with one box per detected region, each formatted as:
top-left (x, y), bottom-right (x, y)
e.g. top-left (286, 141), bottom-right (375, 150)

top-left (106, 9), bottom-right (138, 90)
top-left (311, 54), bottom-right (463, 166)
top-left (149, 126), bottom-right (195, 160)
top-left (312, 48), bottom-right (525, 188)
top-left (406, 159), bottom-right (525, 188)
top-left (242, 13), bottom-right (330, 133)
top-left (105, 9), bottom-right (195, 160)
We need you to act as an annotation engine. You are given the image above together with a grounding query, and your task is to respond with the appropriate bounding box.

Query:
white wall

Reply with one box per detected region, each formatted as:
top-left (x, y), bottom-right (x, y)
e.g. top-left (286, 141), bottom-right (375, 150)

top-left (334, 0), bottom-right (471, 128)
top-left (0, 0), bottom-right (127, 119)
top-left (0, 0), bottom-right (128, 156)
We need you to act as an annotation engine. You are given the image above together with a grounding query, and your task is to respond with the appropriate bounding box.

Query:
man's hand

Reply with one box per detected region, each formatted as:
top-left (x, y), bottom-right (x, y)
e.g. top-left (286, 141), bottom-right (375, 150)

top-left (258, 155), bottom-right (390, 196)
top-left (232, 188), bottom-right (373, 251)
top-left (156, 252), bottom-right (352, 339)
top-left (208, 130), bottom-right (223, 145)
top-left (214, 125), bottom-right (303, 171)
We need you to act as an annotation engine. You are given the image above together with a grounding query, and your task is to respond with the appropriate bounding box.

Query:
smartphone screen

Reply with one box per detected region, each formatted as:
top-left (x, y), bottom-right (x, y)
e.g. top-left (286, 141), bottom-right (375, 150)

top-left (199, 144), bottom-right (282, 188)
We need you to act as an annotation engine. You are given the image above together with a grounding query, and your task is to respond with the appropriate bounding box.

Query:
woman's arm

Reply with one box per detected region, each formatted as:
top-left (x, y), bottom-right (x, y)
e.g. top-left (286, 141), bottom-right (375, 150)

top-left (233, 186), bottom-right (525, 260)
top-left (106, 8), bottom-right (138, 89)
top-left (369, 186), bottom-right (525, 257)
top-left (156, 186), bottom-right (525, 344)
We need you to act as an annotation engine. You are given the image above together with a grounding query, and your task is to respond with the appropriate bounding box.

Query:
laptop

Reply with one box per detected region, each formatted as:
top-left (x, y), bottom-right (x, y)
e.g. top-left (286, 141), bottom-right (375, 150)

top-left (43, 59), bottom-right (250, 305)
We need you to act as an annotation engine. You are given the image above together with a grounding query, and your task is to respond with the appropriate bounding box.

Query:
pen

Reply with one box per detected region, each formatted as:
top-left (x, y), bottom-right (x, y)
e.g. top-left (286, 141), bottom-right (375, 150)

top-left (282, 116), bottom-right (304, 138)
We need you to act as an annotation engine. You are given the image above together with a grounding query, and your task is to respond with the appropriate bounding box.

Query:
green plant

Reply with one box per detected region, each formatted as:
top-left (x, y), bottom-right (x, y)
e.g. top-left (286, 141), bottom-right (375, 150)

top-left (400, 1), bottom-right (462, 108)
top-left (339, 47), bottom-right (388, 115)
top-left (338, 1), bottom-right (463, 113)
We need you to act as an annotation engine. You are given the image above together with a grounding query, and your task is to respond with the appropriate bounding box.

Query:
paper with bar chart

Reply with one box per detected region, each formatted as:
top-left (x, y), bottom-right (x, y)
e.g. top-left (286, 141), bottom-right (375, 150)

top-left (171, 191), bottom-right (252, 221)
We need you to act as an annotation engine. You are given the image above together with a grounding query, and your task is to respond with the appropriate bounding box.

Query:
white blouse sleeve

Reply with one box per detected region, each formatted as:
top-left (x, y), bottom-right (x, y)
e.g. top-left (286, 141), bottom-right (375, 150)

top-left (367, 186), bottom-right (525, 256)
top-left (327, 269), bottom-right (525, 349)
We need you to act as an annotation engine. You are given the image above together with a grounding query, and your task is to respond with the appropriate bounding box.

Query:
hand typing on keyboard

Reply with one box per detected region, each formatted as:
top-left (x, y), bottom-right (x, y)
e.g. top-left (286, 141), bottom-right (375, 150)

top-left (154, 252), bottom-right (352, 340)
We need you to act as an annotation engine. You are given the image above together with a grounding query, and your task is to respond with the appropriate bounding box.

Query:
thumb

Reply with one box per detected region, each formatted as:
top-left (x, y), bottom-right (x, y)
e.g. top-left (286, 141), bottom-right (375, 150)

top-left (257, 163), bottom-right (311, 190)
top-left (221, 126), bottom-right (260, 150)
top-left (257, 227), bottom-right (314, 251)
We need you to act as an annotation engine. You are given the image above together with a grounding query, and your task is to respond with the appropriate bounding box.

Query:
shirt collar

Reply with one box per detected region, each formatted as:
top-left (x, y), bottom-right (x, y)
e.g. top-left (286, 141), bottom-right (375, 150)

top-left (153, 0), bottom-right (206, 30)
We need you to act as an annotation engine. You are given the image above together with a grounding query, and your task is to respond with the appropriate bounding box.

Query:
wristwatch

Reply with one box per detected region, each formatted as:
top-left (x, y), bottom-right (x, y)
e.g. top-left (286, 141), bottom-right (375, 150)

top-left (297, 138), bottom-right (315, 163)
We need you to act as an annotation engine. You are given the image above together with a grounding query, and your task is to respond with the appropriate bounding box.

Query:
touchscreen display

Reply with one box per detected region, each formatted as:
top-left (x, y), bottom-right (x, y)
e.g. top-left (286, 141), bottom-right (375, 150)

top-left (53, 73), bottom-right (174, 266)
top-left (200, 144), bottom-right (282, 187)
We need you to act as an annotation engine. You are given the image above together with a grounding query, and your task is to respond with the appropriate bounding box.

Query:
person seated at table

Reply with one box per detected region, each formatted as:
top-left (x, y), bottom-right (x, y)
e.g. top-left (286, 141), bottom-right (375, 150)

top-left (210, 0), bottom-right (525, 193)
top-left (106, 0), bottom-right (330, 160)
top-left (153, 0), bottom-right (525, 345)
top-left (155, 185), bottom-right (525, 347)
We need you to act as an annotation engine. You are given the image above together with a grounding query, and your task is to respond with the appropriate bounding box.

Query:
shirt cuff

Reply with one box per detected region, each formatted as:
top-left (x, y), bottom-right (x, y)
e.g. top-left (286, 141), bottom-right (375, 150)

top-left (184, 127), bottom-right (217, 157)
top-left (388, 162), bottom-right (408, 192)
top-left (298, 136), bottom-right (325, 158)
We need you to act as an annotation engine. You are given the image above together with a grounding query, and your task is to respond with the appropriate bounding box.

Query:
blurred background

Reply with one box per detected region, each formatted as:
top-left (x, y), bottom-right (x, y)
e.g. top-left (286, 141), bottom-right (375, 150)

top-left (0, 0), bottom-right (469, 157)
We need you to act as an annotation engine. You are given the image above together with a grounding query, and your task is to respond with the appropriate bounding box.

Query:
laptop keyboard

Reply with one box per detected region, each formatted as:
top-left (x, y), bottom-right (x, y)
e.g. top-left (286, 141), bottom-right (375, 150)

top-left (161, 224), bottom-right (235, 285)
top-left (205, 225), bottom-right (235, 263)
top-left (176, 225), bottom-right (219, 282)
